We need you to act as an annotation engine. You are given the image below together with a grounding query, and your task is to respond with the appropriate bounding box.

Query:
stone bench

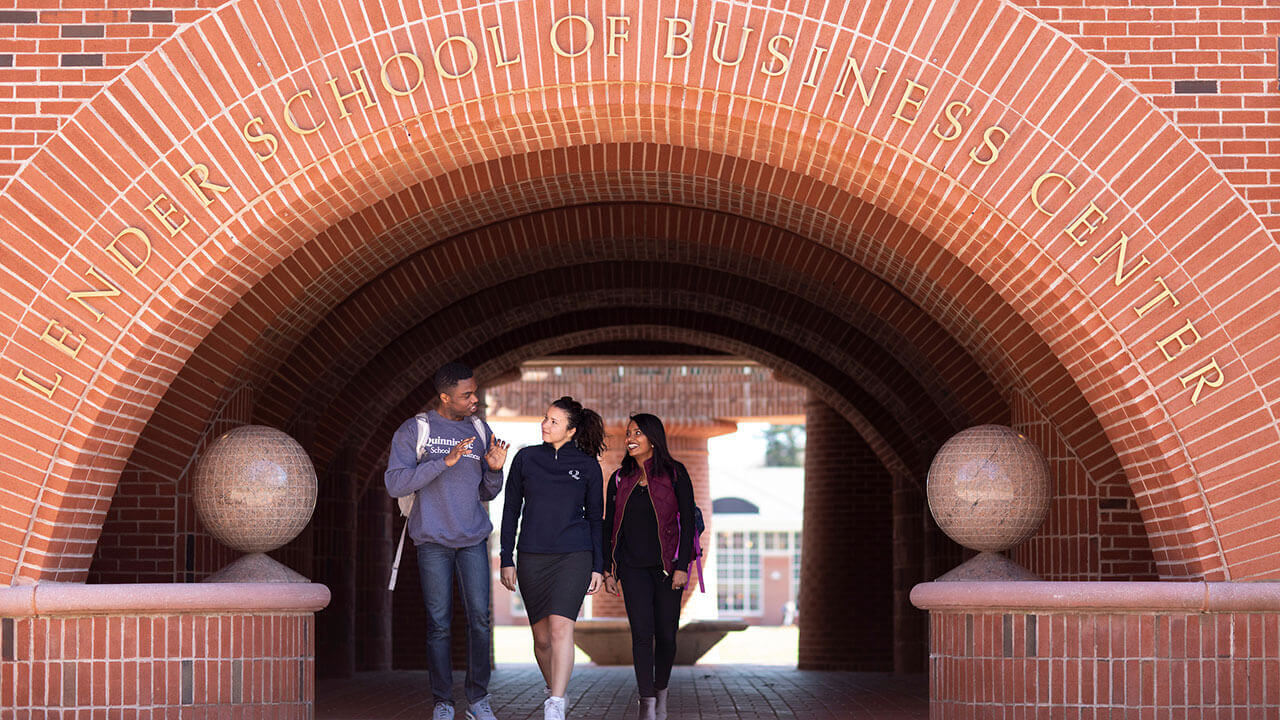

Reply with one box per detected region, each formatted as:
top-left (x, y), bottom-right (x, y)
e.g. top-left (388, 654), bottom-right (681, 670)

top-left (573, 618), bottom-right (749, 665)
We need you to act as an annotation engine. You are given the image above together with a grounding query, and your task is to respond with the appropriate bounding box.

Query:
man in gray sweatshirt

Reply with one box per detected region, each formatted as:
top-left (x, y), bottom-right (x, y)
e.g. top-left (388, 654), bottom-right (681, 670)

top-left (385, 362), bottom-right (509, 720)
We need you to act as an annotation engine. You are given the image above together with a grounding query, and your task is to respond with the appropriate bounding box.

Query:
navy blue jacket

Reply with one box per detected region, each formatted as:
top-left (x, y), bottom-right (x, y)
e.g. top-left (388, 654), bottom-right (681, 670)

top-left (500, 442), bottom-right (604, 573)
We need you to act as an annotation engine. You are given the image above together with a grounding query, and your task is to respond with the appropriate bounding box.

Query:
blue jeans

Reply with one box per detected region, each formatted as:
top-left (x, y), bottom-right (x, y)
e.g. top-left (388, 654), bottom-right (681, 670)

top-left (416, 540), bottom-right (492, 704)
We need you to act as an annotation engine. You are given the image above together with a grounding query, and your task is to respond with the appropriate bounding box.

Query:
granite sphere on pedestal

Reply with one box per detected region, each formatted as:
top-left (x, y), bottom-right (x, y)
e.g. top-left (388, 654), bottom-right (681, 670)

top-left (927, 425), bottom-right (1052, 580)
top-left (192, 425), bottom-right (317, 582)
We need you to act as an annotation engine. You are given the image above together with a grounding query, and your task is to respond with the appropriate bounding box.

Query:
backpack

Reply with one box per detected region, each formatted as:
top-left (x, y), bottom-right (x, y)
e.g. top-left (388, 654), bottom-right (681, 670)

top-left (388, 413), bottom-right (488, 590)
top-left (674, 466), bottom-right (708, 593)
top-left (680, 502), bottom-right (711, 591)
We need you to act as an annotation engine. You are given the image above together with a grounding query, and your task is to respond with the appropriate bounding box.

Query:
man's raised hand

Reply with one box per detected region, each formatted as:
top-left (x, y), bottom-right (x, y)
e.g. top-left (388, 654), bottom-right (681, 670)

top-left (485, 437), bottom-right (510, 471)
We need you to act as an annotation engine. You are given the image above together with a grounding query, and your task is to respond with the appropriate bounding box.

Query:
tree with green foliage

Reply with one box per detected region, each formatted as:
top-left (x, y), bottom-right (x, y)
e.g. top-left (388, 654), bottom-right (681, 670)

top-left (764, 424), bottom-right (805, 466)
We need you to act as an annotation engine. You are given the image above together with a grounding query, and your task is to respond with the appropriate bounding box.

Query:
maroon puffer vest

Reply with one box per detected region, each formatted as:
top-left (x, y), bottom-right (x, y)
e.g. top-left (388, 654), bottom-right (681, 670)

top-left (610, 458), bottom-right (681, 575)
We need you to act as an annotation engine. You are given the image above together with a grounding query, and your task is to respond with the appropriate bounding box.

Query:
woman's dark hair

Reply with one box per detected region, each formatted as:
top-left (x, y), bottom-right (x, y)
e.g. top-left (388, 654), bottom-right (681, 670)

top-left (551, 396), bottom-right (606, 458)
top-left (619, 413), bottom-right (679, 479)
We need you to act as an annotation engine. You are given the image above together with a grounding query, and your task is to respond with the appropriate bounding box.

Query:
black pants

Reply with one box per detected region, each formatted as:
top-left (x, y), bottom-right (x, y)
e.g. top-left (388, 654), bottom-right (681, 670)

top-left (617, 564), bottom-right (683, 697)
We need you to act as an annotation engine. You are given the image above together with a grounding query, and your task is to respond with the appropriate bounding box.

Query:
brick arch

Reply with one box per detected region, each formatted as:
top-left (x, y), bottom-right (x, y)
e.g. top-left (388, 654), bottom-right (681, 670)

top-left (358, 312), bottom-right (920, 491)
top-left (256, 208), bottom-right (1002, 452)
top-left (2, 0), bottom-right (1278, 583)
top-left (316, 269), bottom-right (954, 482)
top-left (135, 170), bottom-right (1014, 492)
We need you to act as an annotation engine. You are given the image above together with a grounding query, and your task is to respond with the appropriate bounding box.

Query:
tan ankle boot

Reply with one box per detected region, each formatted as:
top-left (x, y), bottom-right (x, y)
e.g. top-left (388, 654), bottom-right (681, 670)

top-left (635, 696), bottom-right (656, 720)
top-left (655, 688), bottom-right (668, 720)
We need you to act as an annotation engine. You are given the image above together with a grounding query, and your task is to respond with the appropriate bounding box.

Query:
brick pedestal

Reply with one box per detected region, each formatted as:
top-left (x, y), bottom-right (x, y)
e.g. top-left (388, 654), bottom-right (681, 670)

top-left (0, 583), bottom-right (328, 717)
top-left (912, 582), bottom-right (1280, 717)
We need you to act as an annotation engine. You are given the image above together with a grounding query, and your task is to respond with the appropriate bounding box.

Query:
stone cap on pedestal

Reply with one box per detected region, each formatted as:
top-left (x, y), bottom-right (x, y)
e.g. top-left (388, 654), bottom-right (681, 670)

top-left (0, 582), bottom-right (331, 617)
top-left (910, 581), bottom-right (1280, 613)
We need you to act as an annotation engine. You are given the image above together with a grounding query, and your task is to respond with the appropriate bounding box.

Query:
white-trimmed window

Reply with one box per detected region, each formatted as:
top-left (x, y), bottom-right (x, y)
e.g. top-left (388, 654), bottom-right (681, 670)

top-left (716, 531), bottom-right (761, 614)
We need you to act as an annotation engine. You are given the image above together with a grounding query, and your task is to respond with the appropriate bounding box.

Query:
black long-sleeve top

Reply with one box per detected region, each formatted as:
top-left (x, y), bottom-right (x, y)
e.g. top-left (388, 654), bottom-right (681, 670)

top-left (500, 442), bottom-right (604, 573)
top-left (602, 461), bottom-right (696, 575)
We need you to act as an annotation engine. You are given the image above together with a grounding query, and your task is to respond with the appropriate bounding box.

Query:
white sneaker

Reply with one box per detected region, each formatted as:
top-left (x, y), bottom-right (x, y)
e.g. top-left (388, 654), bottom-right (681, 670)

top-left (543, 696), bottom-right (566, 720)
top-left (433, 702), bottom-right (456, 720)
top-left (466, 695), bottom-right (497, 720)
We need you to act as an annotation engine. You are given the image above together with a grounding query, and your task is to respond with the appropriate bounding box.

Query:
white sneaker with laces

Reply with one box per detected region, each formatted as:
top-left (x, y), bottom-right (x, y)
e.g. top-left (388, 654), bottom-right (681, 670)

top-left (466, 695), bottom-right (497, 720)
top-left (543, 696), bottom-right (566, 720)
top-left (433, 702), bottom-right (456, 720)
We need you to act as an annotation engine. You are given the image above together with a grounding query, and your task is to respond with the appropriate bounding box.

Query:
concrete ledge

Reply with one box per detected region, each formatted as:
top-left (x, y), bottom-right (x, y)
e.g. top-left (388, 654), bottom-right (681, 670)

top-left (0, 582), bottom-right (331, 616)
top-left (574, 618), bottom-right (748, 665)
top-left (910, 580), bottom-right (1280, 613)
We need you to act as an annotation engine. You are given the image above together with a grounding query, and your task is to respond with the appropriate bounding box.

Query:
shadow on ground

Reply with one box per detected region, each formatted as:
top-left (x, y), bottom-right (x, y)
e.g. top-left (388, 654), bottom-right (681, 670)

top-left (318, 664), bottom-right (928, 719)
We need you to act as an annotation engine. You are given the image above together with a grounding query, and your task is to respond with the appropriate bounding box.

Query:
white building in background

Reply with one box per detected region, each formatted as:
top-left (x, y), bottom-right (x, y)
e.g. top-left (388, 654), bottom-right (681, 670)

top-left (707, 424), bottom-right (805, 626)
top-left (709, 465), bottom-right (804, 625)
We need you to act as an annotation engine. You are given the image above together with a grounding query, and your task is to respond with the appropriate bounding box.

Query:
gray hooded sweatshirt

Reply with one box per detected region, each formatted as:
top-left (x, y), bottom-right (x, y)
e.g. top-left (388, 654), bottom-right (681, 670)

top-left (384, 410), bottom-right (504, 548)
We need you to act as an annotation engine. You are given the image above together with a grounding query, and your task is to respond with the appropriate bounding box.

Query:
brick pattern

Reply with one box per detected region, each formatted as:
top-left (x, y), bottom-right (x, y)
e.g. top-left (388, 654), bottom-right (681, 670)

top-left (0, 4), bottom-right (196, 179)
top-left (141, 203), bottom-right (1003, 510)
top-left (927, 610), bottom-right (1280, 717)
top-left (354, 486), bottom-right (393, 672)
top-left (0, 612), bottom-right (315, 715)
top-left (2, 0), bottom-right (1277, 240)
top-left (800, 400), bottom-right (895, 671)
top-left (1022, 3), bottom-right (1280, 239)
top-left (484, 360), bottom-right (808, 428)
top-left (1010, 391), bottom-right (1158, 581)
top-left (2, 0), bottom-right (1278, 602)
top-left (90, 382), bottom-right (254, 584)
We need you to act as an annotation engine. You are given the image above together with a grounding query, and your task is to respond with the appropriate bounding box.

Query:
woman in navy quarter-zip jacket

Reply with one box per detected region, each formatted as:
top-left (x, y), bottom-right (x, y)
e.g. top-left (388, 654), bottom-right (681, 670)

top-left (602, 413), bottom-right (696, 720)
top-left (499, 396), bottom-right (605, 720)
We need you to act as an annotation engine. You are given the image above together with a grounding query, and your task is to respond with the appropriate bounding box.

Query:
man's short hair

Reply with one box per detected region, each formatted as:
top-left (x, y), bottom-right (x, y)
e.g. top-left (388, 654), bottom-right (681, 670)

top-left (434, 362), bottom-right (474, 394)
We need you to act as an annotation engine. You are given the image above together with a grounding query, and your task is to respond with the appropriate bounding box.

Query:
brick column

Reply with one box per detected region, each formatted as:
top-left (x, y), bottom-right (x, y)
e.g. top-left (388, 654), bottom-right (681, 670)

top-left (356, 482), bottom-right (393, 671)
top-left (314, 463), bottom-right (358, 678)
top-left (893, 471), bottom-right (928, 673)
top-left (799, 398), bottom-right (893, 671)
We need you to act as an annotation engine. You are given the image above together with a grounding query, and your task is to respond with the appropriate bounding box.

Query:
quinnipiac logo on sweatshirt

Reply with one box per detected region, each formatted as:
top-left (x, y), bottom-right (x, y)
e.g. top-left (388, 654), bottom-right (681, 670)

top-left (568, 469), bottom-right (581, 480)
top-left (424, 436), bottom-right (482, 462)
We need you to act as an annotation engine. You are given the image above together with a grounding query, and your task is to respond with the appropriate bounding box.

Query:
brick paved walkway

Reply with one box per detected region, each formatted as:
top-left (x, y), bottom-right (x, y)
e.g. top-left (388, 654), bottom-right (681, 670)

top-left (317, 665), bottom-right (929, 719)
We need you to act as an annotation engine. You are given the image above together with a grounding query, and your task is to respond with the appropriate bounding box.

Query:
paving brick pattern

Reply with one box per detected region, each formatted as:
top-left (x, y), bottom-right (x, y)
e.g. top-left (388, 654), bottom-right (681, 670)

top-left (316, 665), bottom-right (929, 720)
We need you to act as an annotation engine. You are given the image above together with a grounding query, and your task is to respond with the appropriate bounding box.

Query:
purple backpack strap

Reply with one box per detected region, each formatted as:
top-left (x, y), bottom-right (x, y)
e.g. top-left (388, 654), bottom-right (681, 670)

top-left (693, 533), bottom-right (706, 593)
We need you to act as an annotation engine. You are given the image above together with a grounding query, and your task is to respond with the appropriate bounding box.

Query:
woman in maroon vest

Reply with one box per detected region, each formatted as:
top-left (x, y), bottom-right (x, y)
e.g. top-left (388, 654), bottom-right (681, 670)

top-left (602, 413), bottom-right (696, 720)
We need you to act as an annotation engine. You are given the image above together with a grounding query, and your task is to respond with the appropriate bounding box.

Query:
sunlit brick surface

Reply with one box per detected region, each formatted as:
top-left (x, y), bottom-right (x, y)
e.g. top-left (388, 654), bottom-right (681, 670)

top-left (6, 0), bottom-right (1280, 593)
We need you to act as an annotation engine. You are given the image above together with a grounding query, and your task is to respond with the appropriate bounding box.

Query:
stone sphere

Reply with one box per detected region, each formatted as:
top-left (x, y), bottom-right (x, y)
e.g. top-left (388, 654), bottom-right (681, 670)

top-left (192, 425), bottom-right (317, 554)
top-left (927, 425), bottom-right (1052, 553)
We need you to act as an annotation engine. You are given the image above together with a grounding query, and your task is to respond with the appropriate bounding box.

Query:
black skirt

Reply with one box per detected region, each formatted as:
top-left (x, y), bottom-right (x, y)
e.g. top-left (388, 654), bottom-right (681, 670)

top-left (516, 551), bottom-right (592, 623)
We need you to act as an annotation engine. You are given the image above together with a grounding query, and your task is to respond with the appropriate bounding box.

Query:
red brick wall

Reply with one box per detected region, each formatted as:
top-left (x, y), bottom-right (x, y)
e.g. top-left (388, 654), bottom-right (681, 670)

top-left (1010, 392), bottom-right (1158, 581)
top-left (3, 2), bottom-right (1277, 238)
top-left (927, 609), bottom-right (1280, 717)
top-left (3, 0), bottom-right (1279, 606)
top-left (1021, 3), bottom-right (1280, 239)
top-left (1, 612), bottom-right (316, 715)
